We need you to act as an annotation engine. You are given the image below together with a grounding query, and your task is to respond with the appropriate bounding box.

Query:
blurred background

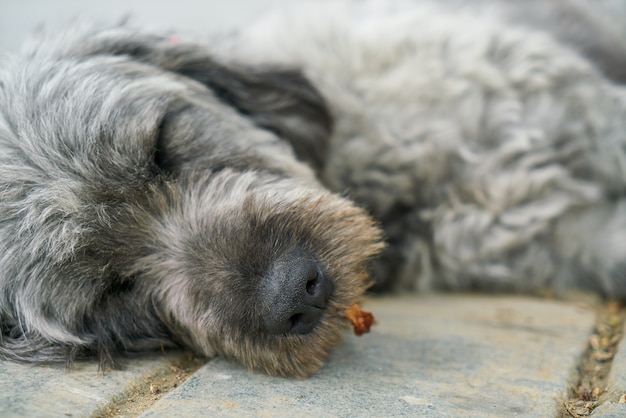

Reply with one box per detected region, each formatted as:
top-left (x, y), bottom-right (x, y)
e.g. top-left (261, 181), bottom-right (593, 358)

top-left (2, 0), bottom-right (626, 81)
top-left (0, 0), bottom-right (292, 53)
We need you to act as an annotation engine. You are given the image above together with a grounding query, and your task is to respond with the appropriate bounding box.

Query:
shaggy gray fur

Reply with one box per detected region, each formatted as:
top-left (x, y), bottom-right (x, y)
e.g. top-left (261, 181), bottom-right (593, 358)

top-left (0, 25), bottom-right (383, 377)
top-left (1, 1), bottom-right (626, 376)
top-left (221, 0), bottom-right (626, 294)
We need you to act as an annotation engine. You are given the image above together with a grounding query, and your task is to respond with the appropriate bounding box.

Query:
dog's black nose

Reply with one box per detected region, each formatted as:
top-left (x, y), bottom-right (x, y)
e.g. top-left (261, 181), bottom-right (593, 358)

top-left (261, 248), bottom-right (333, 335)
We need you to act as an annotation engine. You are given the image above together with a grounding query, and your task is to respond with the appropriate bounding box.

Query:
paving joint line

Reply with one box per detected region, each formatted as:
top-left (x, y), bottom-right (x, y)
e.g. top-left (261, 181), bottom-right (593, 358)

top-left (93, 352), bottom-right (207, 418)
top-left (559, 301), bottom-right (626, 417)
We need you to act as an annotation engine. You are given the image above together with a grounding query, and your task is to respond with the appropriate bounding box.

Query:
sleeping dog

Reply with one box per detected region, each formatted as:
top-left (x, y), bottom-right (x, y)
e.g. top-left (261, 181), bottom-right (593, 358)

top-left (1, 1), bottom-right (625, 377)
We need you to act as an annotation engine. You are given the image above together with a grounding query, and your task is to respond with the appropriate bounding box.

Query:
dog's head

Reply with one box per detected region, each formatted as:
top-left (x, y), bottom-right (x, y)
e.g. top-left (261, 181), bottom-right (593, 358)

top-left (0, 26), bottom-right (382, 377)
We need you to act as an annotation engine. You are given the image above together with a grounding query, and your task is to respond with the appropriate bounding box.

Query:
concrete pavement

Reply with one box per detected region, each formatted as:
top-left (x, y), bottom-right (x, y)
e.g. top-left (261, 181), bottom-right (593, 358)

top-left (0, 352), bottom-right (184, 417)
top-left (138, 296), bottom-right (597, 418)
top-left (3, 295), bottom-right (626, 417)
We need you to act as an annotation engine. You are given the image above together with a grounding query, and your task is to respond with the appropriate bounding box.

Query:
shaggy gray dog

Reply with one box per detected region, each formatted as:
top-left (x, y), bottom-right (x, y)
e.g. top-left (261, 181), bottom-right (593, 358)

top-left (1, 1), bottom-right (626, 377)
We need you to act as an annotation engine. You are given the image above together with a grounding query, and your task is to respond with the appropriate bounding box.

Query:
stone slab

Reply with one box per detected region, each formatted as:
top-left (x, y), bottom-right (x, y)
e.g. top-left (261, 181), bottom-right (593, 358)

top-left (141, 295), bottom-right (595, 417)
top-left (593, 402), bottom-right (626, 418)
top-left (593, 317), bottom-right (626, 417)
top-left (0, 352), bottom-right (184, 417)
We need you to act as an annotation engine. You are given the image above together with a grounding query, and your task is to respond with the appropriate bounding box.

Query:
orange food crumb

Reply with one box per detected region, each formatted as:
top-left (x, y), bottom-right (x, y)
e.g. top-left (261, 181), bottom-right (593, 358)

top-left (345, 303), bottom-right (375, 336)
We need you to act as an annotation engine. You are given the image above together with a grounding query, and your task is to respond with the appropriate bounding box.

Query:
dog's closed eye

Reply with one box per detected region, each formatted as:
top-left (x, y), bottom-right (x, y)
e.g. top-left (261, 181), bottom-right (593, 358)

top-left (150, 109), bottom-right (186, 176)
top-left (151, 116), bottom-right (169, 175)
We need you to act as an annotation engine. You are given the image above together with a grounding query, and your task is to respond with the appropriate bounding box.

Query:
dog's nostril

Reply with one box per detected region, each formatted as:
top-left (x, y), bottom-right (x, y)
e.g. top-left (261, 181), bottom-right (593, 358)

top-left (289, 313), bottom-right (303, 329)
top-left (305, 271), bottom-right (319, 295)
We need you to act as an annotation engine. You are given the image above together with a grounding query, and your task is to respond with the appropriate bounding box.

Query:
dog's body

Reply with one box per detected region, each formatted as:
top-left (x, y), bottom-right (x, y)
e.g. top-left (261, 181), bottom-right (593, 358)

top-left (1, 1), bottom-right (626, 377)
top-left (221, 1), bottom-right (626, 295)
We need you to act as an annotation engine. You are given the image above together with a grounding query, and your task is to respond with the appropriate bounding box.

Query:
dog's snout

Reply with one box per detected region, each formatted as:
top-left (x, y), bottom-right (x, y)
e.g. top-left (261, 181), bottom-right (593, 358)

top-left (261, 249), bottom-right (333, 335)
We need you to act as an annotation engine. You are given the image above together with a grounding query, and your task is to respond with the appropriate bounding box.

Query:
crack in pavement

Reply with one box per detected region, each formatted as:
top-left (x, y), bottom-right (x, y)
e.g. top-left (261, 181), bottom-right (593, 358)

top-left (93, 352), bottom-right (208, 418)
top-left (560, 301), bottom-right (626, 418)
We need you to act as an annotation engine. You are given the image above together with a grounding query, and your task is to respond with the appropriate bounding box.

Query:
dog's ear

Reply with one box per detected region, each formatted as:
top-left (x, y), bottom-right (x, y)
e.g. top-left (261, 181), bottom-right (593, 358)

top-left (76, 29), bottom-right (332, 169)
top-left (183, 61), bottom-right (332, 170)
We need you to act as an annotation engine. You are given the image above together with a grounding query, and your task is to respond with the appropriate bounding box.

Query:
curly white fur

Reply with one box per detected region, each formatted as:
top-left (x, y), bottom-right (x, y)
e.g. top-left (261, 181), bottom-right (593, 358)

top-left (219, 1), bottom-right (626, 295)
